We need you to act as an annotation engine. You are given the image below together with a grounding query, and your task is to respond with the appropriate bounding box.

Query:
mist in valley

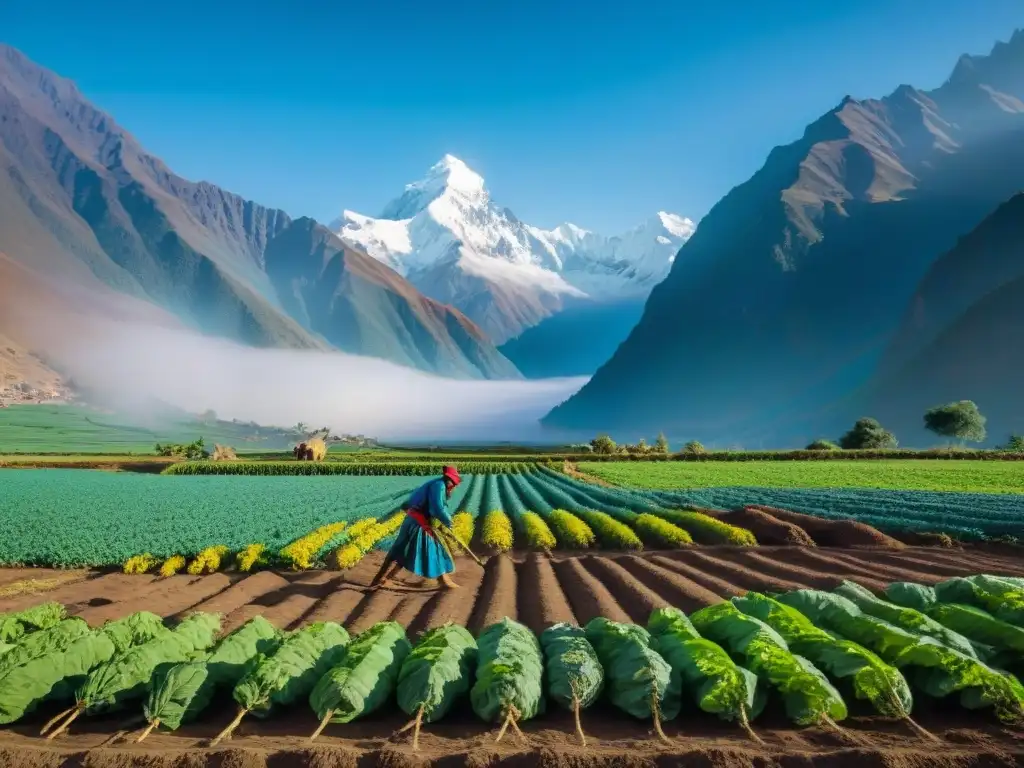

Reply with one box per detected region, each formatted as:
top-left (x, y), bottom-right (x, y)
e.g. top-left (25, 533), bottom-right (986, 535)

top-left (23, 309), bottom-right (588, 442)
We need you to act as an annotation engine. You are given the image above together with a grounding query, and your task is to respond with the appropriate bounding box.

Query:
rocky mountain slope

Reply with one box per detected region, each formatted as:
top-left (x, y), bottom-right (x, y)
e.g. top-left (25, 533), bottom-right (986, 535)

top-left (336, 155), bottom-right (694, 343)
top-left (0, 45), bottom-right (515, 380)
top-left (545, 30), bottom-right (1024, 442)
top-left (866, 192), bottom-right (1024, 442)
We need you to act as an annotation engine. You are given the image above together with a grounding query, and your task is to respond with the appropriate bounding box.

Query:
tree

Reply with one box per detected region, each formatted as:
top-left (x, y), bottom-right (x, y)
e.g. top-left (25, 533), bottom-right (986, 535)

top-left (655, 433), bottom-right (670, 454)
top-left (998, 435), bottom-right (1024, 453)
top-left (838, 418), bottom-right (898, 450)
top-left (924, 400), bottom-right (987, 444)
top-left (682, 440), bottom-right (706, 455)
top-left (591, 434), bottom-right (617, 455)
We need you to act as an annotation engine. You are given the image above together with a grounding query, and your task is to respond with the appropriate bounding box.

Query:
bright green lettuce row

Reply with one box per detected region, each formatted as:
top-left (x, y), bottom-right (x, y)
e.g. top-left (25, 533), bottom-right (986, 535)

top-left (884, 582), bottom-right (937, 613)
top-left (691, 602), bottom-right (847, 726)
top-left (0, 618), bottom-right (91, 678)
top-left (0, 611), bottom-right (165, 725)
top-left (310, 621), bottom-right (411, 725)
top-left (834, 581), bottom-right (982, 659)
top-left (648, 607), bottom-right (763, 724)
top-left (935, 576), bottom-right (1024, 628)
top-left (233, 621), bottom-right (350, 717)
top-left (471, 618), bottom-right (545, 724)
top-left (77, 613), bottom-right (222, 716)
top-left (733, 592), bottom-right (911, 718)
top-left (539, 623), bottom-right (604, 711)
top-left (927, 603), bottom-right (1024, 655)
top-left (397, 624), bottom-right (477, 724)
top-left (144, 616), bottom-right (282, 732)
top-left (0, 602), bottom-right (66, 643)
top-left (776, 589), bottom-right (1024, 723)
top-left (584, 617), bottom-right (679, 722)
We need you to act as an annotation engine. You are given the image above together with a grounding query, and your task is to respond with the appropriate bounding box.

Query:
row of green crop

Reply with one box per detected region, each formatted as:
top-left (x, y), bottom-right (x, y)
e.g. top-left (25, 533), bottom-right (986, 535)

top-left (162, 461), bottom-right (531, 476)
top-left (2, 573), bottom-right (1021, 744)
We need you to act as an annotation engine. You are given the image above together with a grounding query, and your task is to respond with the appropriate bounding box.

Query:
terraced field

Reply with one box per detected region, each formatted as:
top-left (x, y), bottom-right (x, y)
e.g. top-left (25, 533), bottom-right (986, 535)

top-left (1, 544), bottom-right (1023, 768)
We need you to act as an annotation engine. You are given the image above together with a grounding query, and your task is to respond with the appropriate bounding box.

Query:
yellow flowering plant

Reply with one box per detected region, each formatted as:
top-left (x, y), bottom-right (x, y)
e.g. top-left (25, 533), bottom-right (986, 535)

top-left (548, 510), bottom-right (596, 549)
top-left (187, 544), bottom-right (230, 575)
top-left (520, 512), bottom-right (556, 551)
top-left (481, 510), bottom-right (514, 552)
top-left (158, 554), bottom-right (187, 577)
top-left (632, 513), bottom-right (693, 548)
top-left (122, 553), bottom-right (159, 574)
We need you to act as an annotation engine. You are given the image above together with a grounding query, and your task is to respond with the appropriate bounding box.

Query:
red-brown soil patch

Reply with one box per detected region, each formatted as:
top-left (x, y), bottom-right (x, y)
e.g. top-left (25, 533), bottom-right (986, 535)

top-left (726, 507), bottom-right (817, 546)
top-left (746, 505), bottom-right (906, 549)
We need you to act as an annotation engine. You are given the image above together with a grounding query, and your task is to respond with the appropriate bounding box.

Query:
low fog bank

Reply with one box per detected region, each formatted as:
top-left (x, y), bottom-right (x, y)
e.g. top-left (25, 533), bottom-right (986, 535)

top-left (36, 316), bottom-right (588, 441)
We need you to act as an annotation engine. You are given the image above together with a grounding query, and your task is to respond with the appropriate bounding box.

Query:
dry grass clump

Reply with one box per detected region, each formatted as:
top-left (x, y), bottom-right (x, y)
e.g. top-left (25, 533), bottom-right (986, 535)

top-left (211, 444), bottom-right (237, 461)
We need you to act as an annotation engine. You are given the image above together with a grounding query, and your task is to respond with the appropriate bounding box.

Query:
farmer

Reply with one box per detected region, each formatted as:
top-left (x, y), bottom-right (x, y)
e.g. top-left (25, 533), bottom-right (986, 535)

top-left (369, 465), bottom-right (462, 591)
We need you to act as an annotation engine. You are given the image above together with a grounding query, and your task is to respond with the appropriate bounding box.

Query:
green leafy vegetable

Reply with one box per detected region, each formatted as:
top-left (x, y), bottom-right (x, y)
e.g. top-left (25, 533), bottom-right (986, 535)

top-left (212, 621), bottom-right (349, 745)
top-left (471, 618), bottom-right (545, 743)
top-left (0, 618), bottom-right (90, 678)
top-left (935, 576), bottom-right (1024, 628)
top-left (539, 623), bottom-right (604, 745)
top-left (0, 602), bottom-right (66, 643)
top-left (732, 592), bottom-right (911, 718)
top-left (395, 623), bottom-right (476, 749)
top-left (309, 621), bottom-right (411, 739)
top-left (776, 588), bottom-right (1024, 723)
top-left (585, 617), bottom-right (678, 742)
top-left (884, 582), bottom-right (937, 613)
top-left (834, 581), bottom-right (982, 659)
top-left (648, 607), bottom-right (763, 733)
top-left (140, 616), bottom-right (281, 738)
top-left (690, 601), bottom-right (847, 727)
top-left (927, 603), bottom-right (1024, 655)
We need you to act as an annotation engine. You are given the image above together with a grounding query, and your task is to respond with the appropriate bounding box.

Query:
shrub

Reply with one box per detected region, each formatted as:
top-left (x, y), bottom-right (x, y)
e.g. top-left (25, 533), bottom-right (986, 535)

top-left (549, 510), bottom-right (596, 549)
top-left (573, 510), bottom-right (643, 550)
top-left (631, 514), bottom-right (693, 548)
top-left (159, 555), bottom-right (187, 577)
top-left (805, 439), bottom-right (840, 451)
top-left (480, 510), bottom-right (514, 552)
top-left (655, 433), bottom-right (670, 454)
top-left (520, 512), bottom-right (557, 551)
top-left (187, 545), bottom-right (230, 575)
top-left (839, 418), bottom-right (897, 450)
top-left (654, 509), bottom-right (757, 546)
top-left (155, 437), bottom-right (209, 460)
top-left (590, 435), bottom-right (617, 455)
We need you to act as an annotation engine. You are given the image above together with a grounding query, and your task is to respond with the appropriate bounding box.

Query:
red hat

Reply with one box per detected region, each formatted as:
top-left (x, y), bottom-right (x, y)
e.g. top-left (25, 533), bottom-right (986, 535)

top-left (442, 465), bottom-right (461, 485)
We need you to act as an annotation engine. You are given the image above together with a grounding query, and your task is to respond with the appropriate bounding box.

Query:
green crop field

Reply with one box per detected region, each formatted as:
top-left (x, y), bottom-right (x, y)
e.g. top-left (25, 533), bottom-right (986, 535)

top-left (581, 460), bottom-right (1024, 494)
top-left (0, 405), bottom-right (303, 454)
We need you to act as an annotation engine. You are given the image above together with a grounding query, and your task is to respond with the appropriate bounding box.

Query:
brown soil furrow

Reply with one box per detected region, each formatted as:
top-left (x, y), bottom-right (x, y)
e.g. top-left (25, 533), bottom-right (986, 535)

top-left (76, 574), bottom-right (229, 625)
top-left (615, 556), bottom-right (723, 613)
top-left (338, 550), bottom-right (392, 587)
top-left (848, 550), bottom-right (1000, 580)
top-left (768, 549), bottom-right (888, 592)
top-left (552, 557), bottom-right (630, 625)
top-left (232, 571), bottom-right (337, 631)
top-left (651, 553), bottom-right (748, 597)
top-left (1, 572), bottom-right (148, 614)
top-left (516, 553), bottom-right (576, 634)
top-left (301, 584), bottom-right (367, 626)
top-left (725, 508), bottom-right (815, 546)
top-left (679, 550), bottom-right (810, 593)
top-left (578, 555), bottom-right (667, 623)
top-left (466, 554), bottom-right (517, 634)
top-left (746, 505), bottom-right (904, 548)
top-left (405, 561), bottom-right (487, 637)
top-left (719, 550), bottom-right (856, 591)
top-left (821, 550), bottom-right (966, 585)
top-left (346, 590), bottom-right (404, 635)
top-left (925, 548), bottom-right (1024, 576)
top-left (174, 570), bottom-right (290, 620)
top-left (388, 593), bottom-right (434, 628)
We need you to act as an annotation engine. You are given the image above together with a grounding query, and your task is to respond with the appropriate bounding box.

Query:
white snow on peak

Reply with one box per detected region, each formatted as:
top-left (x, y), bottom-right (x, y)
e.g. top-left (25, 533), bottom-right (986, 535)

top-left (337, 155), bottom-right (694, 307)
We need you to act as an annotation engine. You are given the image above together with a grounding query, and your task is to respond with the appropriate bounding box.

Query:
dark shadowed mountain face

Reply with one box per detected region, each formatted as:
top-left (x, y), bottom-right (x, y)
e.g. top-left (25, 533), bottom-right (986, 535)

top-left (264, 219), bottom-right (521, 380)
top-left (865, 193), bottom-right (1024, 444)
top-left (544, 30), bottom-right (1024, 443)
top-left (499, 297), bottom-right (646, 378)
top-left (0, 45), bottom-right (518, 380)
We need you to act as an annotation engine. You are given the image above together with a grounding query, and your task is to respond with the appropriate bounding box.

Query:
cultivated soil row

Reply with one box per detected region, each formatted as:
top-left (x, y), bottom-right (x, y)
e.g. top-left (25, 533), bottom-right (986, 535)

top-left (2, 544), bottom-right (1024, 767)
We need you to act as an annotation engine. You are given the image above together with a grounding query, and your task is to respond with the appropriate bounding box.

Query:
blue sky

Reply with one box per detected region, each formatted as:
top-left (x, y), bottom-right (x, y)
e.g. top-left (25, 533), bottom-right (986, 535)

top-left (2, 0), bottom-right (1021, 232)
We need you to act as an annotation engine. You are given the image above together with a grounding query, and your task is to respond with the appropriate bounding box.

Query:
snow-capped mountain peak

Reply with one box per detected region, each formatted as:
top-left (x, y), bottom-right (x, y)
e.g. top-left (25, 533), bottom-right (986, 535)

top-left (380, 154), bottom-right (486, 220)
top-left (336, 155), bottom-right (694, 342)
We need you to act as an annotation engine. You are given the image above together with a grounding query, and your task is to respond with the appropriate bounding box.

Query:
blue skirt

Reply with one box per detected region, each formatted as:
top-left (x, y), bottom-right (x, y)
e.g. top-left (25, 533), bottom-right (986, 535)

top-left (387, 516), bottom-right (455, 579)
